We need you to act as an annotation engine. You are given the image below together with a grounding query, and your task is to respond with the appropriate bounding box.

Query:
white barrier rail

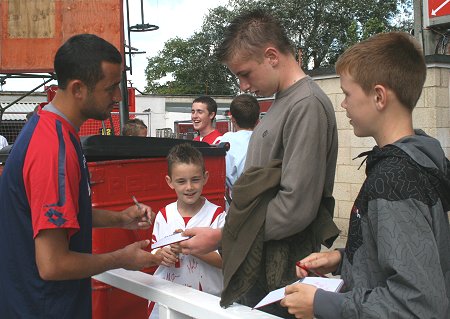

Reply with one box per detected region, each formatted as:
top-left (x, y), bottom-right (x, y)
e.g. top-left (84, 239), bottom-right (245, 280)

top-left (93, 269), bottom-right (282, 319)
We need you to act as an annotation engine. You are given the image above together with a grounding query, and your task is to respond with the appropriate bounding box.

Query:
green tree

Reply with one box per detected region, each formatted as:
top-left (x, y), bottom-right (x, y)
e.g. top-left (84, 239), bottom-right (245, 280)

top-left (145, 33), bottom-right (233, 95)
top-left (144, 0), bottom-right (412, 95)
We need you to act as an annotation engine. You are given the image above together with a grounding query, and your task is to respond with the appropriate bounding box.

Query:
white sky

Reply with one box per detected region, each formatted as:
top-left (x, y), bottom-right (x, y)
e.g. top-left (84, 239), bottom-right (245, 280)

top-left (0, 0), bottom-right (228, 92)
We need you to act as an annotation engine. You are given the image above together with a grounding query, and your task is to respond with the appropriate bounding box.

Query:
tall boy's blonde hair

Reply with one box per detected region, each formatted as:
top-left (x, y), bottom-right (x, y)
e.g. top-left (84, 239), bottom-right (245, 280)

top-left (335, 32), bottom-right (426, 111)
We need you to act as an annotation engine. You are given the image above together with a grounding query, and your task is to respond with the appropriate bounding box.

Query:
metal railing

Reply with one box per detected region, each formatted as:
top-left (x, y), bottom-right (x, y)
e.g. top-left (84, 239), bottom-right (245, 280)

top-left (93, 269), bottom-right (282, 319)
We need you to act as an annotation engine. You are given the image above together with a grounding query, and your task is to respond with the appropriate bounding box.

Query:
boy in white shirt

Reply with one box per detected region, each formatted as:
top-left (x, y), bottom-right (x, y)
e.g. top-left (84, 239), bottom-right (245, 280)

top-left (220, 94), bottom-right (260, 204)
top-left (148, 143), bottom-right (226, 318)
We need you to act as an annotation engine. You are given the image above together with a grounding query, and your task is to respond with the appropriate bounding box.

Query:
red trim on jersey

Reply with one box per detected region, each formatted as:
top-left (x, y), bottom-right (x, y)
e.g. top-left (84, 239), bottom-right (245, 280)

top-left (183, 216), bottom-right (191, 226)
top-left (152, 208), bottom-right (168, 244)
top-left (159, 207), bottom-right (168, 223)
top-left (210, 207), bottom-right (223, 225)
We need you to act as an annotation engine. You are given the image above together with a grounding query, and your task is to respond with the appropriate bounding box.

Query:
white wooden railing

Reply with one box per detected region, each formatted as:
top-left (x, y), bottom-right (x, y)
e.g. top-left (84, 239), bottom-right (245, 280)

top-left (93, 269), bottom-right (282, 319)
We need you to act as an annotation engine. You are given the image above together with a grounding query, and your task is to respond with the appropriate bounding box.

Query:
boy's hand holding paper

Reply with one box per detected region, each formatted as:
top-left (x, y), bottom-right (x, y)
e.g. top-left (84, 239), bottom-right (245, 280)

top-left (254, 277), bottom-right (344, 309)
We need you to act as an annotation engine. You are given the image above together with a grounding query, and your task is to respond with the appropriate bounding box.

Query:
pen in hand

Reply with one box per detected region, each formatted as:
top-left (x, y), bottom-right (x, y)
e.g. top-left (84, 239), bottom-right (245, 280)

top-left (131, 195), bottom-right (152, 247)
top-left (296, 261), bottom-right (328, 278)
top-left (132, 195), bottom-right (142, 210)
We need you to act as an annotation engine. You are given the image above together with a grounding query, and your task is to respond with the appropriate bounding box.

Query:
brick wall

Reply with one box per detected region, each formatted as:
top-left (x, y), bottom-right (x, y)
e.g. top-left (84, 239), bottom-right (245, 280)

top-left (313, 62), bottom-right (450, 240)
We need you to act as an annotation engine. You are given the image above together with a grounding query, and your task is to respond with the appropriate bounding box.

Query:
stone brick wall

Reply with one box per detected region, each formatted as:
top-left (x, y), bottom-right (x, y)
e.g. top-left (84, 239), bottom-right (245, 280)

top-left (312, 62), bottom-right (450, 240)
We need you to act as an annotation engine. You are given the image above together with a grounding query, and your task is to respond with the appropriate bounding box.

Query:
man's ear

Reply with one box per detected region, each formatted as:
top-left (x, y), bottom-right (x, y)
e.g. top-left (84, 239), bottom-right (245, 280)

top-left (209, 112), bottom-right (216, 121)
top-left (373, 85), bottom-right (387, 111)
top-left (165, 175), bottom-right (174, 189)
top-left (264, 47), bottom-right (279, 66)
top-left (68, 79), bottom-right (87, 99)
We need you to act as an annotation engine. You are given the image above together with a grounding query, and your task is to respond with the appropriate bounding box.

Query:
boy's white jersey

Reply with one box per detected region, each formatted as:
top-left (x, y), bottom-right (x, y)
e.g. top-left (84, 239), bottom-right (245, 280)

top-left (149, 199), bottom-right (225, 319)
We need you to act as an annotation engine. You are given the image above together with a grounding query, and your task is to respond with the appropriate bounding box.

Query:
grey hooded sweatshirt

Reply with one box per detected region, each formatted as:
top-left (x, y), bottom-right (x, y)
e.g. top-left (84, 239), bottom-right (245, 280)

top-left (314, 130), bottom-right (450, 319)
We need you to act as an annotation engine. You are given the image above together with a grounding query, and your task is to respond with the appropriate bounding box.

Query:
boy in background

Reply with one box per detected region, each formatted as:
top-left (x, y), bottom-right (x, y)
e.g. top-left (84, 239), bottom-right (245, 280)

top-left (220, 94), bottom-right (260, 203)
top-left (148, 143), bottom-right (226, 318)
top-left (281, 32), bottom-right (450, 319)
top-left (192, 96), bottom-right (222, 144)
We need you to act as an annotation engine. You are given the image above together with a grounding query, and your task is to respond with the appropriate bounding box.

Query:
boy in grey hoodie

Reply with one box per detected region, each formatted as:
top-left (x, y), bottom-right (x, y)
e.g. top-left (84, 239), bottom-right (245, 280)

top-left (281, 32), bottom-right (450, 319)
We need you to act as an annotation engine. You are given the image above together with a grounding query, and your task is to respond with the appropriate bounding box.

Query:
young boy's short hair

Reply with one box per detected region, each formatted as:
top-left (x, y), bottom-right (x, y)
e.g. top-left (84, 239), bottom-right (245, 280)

top-left (335, 32), bottom-right (426, 111)
top-left (230, 94), bottom-right (260, 129)
top-left (167, 143), bottom-right (205, 176)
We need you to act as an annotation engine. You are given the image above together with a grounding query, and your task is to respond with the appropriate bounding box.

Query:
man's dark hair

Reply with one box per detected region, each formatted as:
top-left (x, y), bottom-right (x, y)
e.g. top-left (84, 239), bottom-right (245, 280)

top-left (54, 34), bottom-right (122, 90)
top-left (192, 96), bottom-right (218, 120)
top-left (230, 94), bottom-right (260, 129)
top-left (166, 143), bottom-right (205, 177)
top-left (216, 9), bottom-right (294, 63)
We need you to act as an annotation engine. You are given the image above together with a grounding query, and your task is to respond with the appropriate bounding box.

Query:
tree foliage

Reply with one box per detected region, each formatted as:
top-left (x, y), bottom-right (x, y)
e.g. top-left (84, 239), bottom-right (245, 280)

top-left (144, 0), bottom-right (412, 95)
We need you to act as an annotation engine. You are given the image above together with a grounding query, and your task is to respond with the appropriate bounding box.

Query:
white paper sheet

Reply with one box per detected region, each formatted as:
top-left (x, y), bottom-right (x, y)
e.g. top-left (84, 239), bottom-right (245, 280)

top-left (253, 277), bottom-right (344, 309)
top-left (151, 232), bottom-right (190, 249)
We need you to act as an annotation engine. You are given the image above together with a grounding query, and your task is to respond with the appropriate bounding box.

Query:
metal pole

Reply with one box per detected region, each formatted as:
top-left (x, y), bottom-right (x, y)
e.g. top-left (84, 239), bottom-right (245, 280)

top-left (119, 70), bottom-right (129, 135)
top-left (413, 0), bottom-right (424, 46)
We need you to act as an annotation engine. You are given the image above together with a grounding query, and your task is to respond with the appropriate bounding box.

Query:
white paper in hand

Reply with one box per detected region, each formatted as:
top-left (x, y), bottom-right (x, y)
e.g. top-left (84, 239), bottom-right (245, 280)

top-left (151, 232), bottom-right (190, 249)
top-left (253, 277), bottom-right (344, 309)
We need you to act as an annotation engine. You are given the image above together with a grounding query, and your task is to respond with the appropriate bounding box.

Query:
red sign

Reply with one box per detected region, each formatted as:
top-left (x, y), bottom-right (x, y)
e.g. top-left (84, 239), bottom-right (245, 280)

top-left (429, 0), bottom-right (450, 18)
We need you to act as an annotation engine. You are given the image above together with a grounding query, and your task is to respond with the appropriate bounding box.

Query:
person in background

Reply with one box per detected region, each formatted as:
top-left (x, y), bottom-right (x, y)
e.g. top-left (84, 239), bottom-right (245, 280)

top-left (0, 134), bottom-right (8, 149)
top-left (281, 32), bottom-right (450, 319)
top-left (0, 34), bottom-right (161, 319)
top-left (220, 94), bottom-right (260, 204)
top-left (181, 9), bottom-right (339, 317)
top-left (192, 95), bottom-right (222, 144)
top-left (123, 118), bottom-right (148, 137)
top-left (148, 143), bottom-right (225, 319)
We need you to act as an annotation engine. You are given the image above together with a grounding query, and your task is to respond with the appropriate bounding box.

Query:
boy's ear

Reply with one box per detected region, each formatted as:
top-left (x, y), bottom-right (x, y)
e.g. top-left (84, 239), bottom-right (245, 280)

top-left (165, 175), bottom-right (174, 189)
top-left (203, 171), bottom-right (209, 184)
top-left (373, 85), bottom-right (388, 111)
top-left (264, 47), bottom-right (279, 66)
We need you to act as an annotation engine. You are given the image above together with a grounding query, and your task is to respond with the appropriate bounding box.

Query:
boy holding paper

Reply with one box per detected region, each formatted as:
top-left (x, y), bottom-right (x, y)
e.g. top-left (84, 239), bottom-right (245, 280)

top-left (281, 32), bottom-right (450, 319)
top-left (148, 143), bottom-right (226, 318)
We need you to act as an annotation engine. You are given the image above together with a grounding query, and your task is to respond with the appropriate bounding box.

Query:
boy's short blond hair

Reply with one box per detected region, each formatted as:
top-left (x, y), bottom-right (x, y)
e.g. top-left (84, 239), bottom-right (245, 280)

top-left (335, 32), bottom-right (426, 111)
top-left (216, 9), bottom-right (295, 64)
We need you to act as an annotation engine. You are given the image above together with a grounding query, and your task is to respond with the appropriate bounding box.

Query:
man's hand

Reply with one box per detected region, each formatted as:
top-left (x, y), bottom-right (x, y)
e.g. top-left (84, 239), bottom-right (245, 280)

top-left (121, 204), bottom-right (155, 230)
top-left (296, 250), bottom-right (341, 278)
top-left (280, 283), bottom-right (317, 319)
top-left (116, 240), bottom-right (161, 270)
top-left (179, 227), bottom-right (222, 255)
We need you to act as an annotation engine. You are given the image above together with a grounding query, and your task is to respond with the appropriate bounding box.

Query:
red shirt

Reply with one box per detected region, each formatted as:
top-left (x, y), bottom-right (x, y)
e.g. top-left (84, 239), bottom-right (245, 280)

top-left (193, 129), bottom-right (222, 144)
